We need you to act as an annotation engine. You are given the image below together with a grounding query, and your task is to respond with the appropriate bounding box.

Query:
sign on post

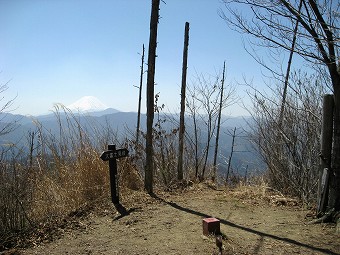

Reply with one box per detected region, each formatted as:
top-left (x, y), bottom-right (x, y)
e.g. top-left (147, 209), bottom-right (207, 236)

top-left (100, 145), bottom-right (129, 205)
top-left (100, 148), bottom-right (129, 161)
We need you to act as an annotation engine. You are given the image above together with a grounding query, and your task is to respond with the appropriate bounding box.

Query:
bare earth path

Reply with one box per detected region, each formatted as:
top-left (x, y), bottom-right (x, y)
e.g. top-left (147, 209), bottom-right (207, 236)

top-left (17, 185), bottom-right (340, 255)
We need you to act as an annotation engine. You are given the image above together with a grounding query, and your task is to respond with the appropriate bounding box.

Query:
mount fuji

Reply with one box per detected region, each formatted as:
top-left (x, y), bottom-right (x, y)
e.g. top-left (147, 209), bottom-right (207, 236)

top-left (67, 96), bottom-right (109, 112)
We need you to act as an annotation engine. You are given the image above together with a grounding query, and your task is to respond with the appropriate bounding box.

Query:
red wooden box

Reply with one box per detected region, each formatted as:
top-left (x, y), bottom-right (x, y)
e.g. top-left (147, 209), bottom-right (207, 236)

top-left (202, 217), bottom-right (220, 235)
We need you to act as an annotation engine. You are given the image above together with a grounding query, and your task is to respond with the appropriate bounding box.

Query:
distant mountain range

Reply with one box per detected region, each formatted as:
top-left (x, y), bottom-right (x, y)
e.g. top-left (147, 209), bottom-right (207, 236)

top-left (0, 96), bottom-right (264, 176)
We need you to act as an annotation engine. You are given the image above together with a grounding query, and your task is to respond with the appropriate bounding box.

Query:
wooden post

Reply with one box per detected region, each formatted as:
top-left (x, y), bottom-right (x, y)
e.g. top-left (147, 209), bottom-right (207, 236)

top-left (317, 94), bottom-right (334, 215)
top-left (108, 144), bottom-right (119, 204)
top-left (177, 22), bottom-right (189, 181)
top-left (100, 145), bottom-right (129, 205)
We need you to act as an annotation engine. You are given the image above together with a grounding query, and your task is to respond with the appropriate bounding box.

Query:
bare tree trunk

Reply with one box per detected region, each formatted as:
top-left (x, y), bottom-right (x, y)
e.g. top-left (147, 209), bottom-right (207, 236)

top-left (28, 131), bottom-right (35, 171)
top-left (177, 22), bottom-right (189, 181)
top-left (185, 89), bottom-right (200, 179)
top-left (278, 0), bottom-right (302, 127)
top-left (136, 44), bottom-right (145, 147)
top-left (213, 61), bottom-right (226, 181)
top-left (145, 0), bottom-right (160, 194)
top-left (226, 127), bottom-right (236, 183)
top-left (193, 109), bottom-right (200, 179)
top-left (201, 113), bottom-right (213, 181)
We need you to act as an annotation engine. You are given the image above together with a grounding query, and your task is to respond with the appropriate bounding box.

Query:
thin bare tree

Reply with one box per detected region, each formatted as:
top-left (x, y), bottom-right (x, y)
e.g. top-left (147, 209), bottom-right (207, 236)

top-left (213, 61), bottom-right (226, 181)
top-left (279, 0), bottom-right (303, 127)
top-left (186, 71), bottom-right (236, 181)
top-left (136, 44), bottom-right (145, 148)
top-left (177, 22), bottom-right (190, 181)
top-left (185, 86), bottom-right (202, 179)
top-left (226, 127), bottom-right (236, 183)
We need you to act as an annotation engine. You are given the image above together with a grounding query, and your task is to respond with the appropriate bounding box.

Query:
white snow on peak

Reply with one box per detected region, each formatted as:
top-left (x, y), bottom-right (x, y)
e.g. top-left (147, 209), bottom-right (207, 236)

top-left (67, 96), bottom-right (108, 112)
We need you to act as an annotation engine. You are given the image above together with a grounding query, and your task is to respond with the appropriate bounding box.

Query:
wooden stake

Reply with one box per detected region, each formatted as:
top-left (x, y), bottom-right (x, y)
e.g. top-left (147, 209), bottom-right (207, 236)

top-left (317, 94), bottom-right (334, 215)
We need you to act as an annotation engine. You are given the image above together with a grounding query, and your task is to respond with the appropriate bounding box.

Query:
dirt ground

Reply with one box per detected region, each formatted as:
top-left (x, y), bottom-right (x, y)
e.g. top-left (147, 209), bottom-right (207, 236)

top-left (7, 184), bottom-right (340, 255)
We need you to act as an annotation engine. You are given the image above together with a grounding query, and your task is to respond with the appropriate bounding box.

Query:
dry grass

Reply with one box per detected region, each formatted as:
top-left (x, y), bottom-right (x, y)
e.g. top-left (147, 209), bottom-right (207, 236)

top-left (0, 106), bottom-right (141, 249)
top-left (28, 148), bottom-right (110, 223)
top-left (227, 176), bottom-right (301, 207)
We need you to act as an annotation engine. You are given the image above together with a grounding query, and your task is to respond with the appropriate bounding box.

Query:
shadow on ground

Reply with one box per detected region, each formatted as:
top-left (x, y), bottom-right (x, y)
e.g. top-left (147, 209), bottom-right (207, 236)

top-left (150, 193), bottom-right (339, 255)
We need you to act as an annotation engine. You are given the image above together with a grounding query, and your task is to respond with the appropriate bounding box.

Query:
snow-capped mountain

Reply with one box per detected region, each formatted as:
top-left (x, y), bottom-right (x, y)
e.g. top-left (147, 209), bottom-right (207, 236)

top-left (67, 96), bottom-right (108, 112)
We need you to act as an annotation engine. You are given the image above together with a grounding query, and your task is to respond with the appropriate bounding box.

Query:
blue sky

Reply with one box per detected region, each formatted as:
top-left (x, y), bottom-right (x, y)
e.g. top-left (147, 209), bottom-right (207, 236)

top-left (0, 0), bottom-right (264, 116)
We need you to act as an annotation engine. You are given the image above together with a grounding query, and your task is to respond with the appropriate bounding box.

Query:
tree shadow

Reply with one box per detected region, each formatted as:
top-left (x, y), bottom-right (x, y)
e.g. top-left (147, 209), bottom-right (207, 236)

top-left (112, 203), bottom-right (139, 221)
top-left (151, 194), bottom-right (339, 255)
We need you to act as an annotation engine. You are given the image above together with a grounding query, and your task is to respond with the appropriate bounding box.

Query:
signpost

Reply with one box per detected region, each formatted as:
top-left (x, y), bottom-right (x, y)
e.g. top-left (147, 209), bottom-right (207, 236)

top-left (100, 148), bottom-right (129, 161)
top-left (100, 144), bottom-right (129, 205)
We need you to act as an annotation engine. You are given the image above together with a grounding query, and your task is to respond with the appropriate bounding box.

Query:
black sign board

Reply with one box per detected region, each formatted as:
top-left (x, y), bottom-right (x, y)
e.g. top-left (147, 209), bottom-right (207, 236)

top-left (100, 148), bottom-right (129, 161)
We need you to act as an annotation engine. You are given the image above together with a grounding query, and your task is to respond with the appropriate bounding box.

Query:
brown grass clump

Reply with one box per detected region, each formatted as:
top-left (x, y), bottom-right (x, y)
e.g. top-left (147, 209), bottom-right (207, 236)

top-left (119, 158), bottom-right (143, 192)
top-left (29, 146), bottom-right (110, 223)
top-left (228, 177), bottom-right (300, 207)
